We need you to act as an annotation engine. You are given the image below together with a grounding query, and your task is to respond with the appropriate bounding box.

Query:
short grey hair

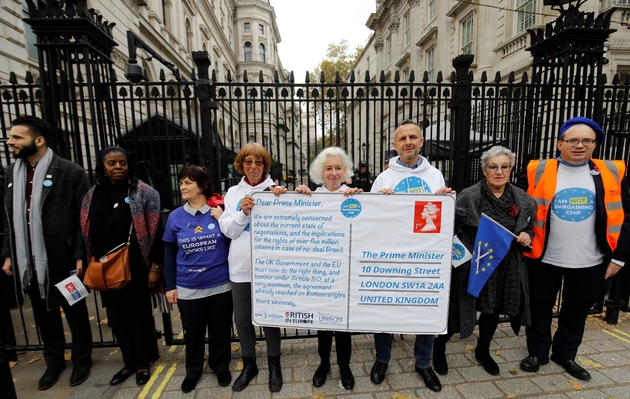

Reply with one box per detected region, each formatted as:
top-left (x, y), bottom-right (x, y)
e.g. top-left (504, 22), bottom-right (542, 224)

top-left (480, 145), bottom-right (516, 168)
top-left (309, 147), bottom-right (354, 185)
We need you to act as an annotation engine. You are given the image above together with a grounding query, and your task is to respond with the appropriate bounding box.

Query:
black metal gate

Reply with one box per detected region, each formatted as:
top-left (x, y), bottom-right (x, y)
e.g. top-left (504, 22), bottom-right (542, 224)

top-left (1, 1), bottom-right (629, 354)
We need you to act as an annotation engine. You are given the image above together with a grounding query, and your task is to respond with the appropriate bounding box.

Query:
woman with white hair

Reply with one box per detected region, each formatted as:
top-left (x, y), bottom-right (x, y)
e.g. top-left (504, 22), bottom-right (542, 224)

top-left (432, 146), bottom-right (536, 376)
top-left (295, 146), bottom-right (361, 390)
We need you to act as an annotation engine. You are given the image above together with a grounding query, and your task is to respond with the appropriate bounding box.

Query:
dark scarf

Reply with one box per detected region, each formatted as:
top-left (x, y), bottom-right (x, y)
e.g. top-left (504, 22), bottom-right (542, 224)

top-left (477, 181), bottom-right (523, 317)
top-left (88, 180), bottom-right (132, 258)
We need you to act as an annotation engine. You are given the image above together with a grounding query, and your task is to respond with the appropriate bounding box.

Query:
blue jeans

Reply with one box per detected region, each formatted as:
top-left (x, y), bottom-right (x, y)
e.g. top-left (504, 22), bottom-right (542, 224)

top-left (374, 333), bottom-right (435, 368)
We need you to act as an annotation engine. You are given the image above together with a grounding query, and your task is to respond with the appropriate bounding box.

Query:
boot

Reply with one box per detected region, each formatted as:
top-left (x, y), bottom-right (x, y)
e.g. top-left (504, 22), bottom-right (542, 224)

top-left (433, 335), bottom-right (449, 375)
top-left (267, 355), bottom-right (283, 392)
top-left (312, 360), bottom-right (329, 387)
top-left (338, 363), bottom-right (355, 390)
top-left (232, 357), bottom-right (258, 392)
top-left (475, 340), bottom-right (499, 376)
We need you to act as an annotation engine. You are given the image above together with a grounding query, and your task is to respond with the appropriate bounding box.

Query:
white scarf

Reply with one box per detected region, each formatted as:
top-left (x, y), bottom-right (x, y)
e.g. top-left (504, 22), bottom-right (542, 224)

top-left (12, 148), bottom-right (54, 298)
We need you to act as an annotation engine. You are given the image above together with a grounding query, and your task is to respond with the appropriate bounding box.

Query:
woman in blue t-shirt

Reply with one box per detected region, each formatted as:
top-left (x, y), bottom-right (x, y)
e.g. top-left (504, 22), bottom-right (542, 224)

top-left (163, 165), bottom-right (232, 393)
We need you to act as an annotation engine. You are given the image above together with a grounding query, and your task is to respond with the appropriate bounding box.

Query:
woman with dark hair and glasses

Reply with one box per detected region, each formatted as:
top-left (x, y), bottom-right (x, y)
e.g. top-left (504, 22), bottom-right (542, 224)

top-left (432, 145), bottom-right (536, 376)
top-left (80, 146), bottom-right (167, 386)
top-left (163, 165), bottom-right (233, 393)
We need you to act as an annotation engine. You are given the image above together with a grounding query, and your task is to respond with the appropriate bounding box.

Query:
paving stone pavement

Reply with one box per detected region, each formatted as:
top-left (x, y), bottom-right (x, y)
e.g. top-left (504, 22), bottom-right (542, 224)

top-left (9, 313), bottom-right (630, 399)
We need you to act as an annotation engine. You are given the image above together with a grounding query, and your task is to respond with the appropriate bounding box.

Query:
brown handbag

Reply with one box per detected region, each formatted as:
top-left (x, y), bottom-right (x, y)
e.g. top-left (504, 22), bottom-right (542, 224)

top-left (84, 223), bottom-right (133, 291)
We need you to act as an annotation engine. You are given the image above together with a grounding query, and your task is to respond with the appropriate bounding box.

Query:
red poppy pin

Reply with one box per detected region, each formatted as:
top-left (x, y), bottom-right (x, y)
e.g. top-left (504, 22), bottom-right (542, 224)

top-left (507, 204), bottom-right (519, 217)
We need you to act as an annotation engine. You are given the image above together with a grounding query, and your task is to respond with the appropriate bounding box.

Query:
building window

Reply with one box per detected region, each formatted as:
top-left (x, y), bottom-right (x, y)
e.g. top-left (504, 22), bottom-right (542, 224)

top-left (404, 13), bottom-right (410, 46)
top-left (428, 0), bottom-right (436, 21)
top-left (427, 47), bottom-right (435, 82)
top-left (615, 0), bottom-right (630, 4)
top-left (461, 14), bottom-right (474, 55)
top-left (22, 0), bottom-right (38, 59)
top-left (244, 22), bottom-right (250, 32)
top-left (259, 24), bottom-right (264, 34)
top-left (186, 19), bottom-right (193, 53)
top-left (387, 35), bottom-right (392, 65)
top-left (516, 0), bottom-right (536, 32)
top-left (248, 135), bottom-right (256, 142)
top-left (244, 42), bottom-right (252, 61)
top-left (259, 44), bottom-right (266, 63)
top-left (162, 0), bottom-right (171, 28)
top-left (403, 68), bottom-right (409, 83)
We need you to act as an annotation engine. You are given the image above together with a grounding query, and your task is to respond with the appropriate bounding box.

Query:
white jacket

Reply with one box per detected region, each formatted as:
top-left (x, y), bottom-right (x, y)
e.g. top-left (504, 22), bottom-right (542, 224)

top-left (219, 175), bottom-right (276, 283)
top-left (371, 155), bottom-right (445, 193)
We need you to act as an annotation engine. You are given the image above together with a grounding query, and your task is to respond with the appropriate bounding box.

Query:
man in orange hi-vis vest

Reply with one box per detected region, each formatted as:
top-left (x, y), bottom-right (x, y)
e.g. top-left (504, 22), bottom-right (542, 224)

top-left (517, 117), bottom-right (630, 381)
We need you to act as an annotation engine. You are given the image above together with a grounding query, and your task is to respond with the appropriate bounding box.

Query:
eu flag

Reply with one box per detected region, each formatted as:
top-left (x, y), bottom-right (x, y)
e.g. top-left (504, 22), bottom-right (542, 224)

top-left (467, 213), bottom-right (514, 297)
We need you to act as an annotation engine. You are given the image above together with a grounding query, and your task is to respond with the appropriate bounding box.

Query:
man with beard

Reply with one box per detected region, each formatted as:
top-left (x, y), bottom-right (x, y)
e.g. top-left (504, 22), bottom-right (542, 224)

top-left (369, 119), bottom-right (455, 392)
top-left (2, 116), bottom-right (92, 390)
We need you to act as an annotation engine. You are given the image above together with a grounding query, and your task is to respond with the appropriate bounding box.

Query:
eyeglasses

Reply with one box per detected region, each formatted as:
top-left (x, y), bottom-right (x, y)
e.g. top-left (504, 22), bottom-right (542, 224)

top-left (243, 159), bottom-right (264, 166)
top-left (486, 165), bottom-right (512, 172)
top-left (561, 138), bottom-right (597, 146)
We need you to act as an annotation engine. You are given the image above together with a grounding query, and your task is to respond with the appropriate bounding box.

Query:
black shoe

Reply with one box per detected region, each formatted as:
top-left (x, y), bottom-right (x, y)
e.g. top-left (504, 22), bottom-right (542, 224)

top-left (110, 368), bottom-right (135, 385)
top-left (475, 347), bottom-right (500, 376)
top-left (217, 370), bottom-right (231, 387)
top-left (39, 365), bottom-right (65, 390)
top-left (415, 366), bottom-right (442, 392)
top-left (339, 364), bottom-right (355, 390)
top-left (267, 355), bottom-right (283, 392)
top-left (370, 360), bottom-right (388, 384)
top-left (550, 353), bottom-right (591, 380)
top-left (433, 343), bottom-right (448, 376)
top-left (232, 357), bottom-right (259, 392)
top-left (70, 361), bottom-right (92, 386)
top-left (312, 362), bottom-right (329, 387)
top-left (136, 370), bottom-right (151, 385)
top-left (181, 376), bottom-right (199, 393)
top-left (520, 356), bottom-right (549, 372)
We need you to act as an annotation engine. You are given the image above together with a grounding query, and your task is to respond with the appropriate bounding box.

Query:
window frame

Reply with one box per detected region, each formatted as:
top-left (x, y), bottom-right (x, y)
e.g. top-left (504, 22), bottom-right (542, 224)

top-left (244, 41), bottom-right (252, 61)
top-left (259, 43), bottom-right (266, 63)
top-left (404, 13), bottom-right (410, 46)
top-left (516, 0), bottom-right (536, 33)
top-left (427, 47), bottom-right (435, 82)
top-left (461, 14), bottom-right (474, 55)
top-left (244, 22), bottom-right (251, 33)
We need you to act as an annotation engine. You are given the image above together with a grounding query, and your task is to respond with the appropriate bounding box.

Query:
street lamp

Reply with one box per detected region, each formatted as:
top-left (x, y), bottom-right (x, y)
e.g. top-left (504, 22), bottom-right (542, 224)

top-left (361, 142), bottom-right (366, 161)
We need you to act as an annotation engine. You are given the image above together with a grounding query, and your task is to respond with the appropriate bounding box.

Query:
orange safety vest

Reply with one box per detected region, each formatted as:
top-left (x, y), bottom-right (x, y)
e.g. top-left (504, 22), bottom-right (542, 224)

top-left (525, 158), bottom-right (626, 260)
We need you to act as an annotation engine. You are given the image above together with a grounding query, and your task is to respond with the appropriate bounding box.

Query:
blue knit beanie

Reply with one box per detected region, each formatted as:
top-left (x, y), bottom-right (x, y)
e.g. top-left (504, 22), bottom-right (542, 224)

top-left (559, 117), bottom-right (605, 146)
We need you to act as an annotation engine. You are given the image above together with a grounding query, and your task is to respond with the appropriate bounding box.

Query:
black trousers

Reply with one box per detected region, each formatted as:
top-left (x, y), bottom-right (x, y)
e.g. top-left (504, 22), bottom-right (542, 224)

top-left (317, 330), bottom-right (351, 366)
top-left (526, 262), bottom-right (606, 360)
top-left (103, 284), bottom-right (155, 371)
top-left (27, 278), bottom-right (92, 370)
top-left (178, 290), bottom-right (233, 379)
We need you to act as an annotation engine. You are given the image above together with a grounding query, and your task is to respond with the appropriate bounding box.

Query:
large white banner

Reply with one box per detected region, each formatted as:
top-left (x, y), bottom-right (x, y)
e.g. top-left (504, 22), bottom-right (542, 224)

top-left (250, 192), bottom-right (454, 334)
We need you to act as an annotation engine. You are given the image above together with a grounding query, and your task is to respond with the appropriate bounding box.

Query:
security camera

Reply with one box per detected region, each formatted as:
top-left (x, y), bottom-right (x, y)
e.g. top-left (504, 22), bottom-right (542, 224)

top-left (124, 63), bottom-right (146, 84)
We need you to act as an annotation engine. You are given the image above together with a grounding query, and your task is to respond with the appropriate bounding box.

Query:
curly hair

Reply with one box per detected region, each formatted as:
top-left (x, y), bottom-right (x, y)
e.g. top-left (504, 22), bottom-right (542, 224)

top-left (309, 147), bottom-right (354, 186)
top-left (480, 145), bottom-right (516, 168)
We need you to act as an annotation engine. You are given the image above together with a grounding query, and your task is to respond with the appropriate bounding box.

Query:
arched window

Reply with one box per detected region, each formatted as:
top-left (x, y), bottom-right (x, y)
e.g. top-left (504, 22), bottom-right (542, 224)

top-left (244, 42), bottom-right (252, 61)
top-left (259, 44), bottom-right (265, 63)
top-left (186, 19), bottom-right (193, 53)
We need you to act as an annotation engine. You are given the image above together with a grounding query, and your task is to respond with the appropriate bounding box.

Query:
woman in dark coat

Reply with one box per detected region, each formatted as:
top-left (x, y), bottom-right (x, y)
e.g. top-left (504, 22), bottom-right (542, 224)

top-left (432, 146), bottom-right (537, 376)
top-left (80, 146), bottom-right (167, 386)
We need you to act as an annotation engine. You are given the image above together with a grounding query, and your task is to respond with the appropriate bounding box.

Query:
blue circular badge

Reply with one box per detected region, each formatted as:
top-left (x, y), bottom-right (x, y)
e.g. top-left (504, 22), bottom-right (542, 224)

top-left (452, 243), bottom-right (466, 261)
top-left (340, 198), bottom-right (362, 218)
top-left (393, 176), bottom-right (432, 193)
top-left (551, 188), bottom-right (595, 222)
top-left (125, 197), bottom-right (130, 203)
top-left (43, 180), bottom-right (53, 187)
top-left (207, 223), bottom-right (216, 230)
